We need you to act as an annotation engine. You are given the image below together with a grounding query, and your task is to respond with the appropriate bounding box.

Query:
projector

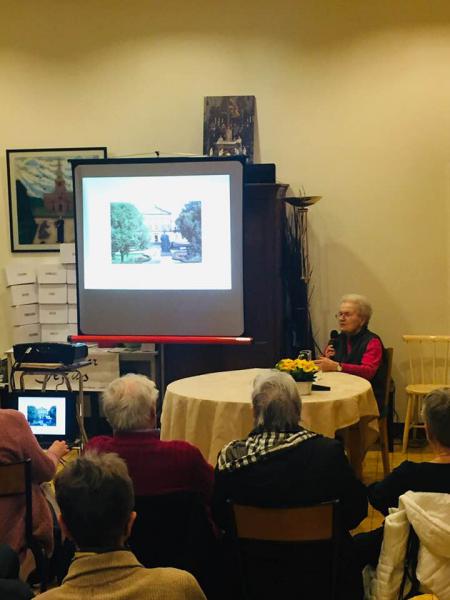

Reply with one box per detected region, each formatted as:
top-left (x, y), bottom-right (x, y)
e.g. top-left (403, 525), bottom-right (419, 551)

top-left (13, 342), bottom-right (88, 365)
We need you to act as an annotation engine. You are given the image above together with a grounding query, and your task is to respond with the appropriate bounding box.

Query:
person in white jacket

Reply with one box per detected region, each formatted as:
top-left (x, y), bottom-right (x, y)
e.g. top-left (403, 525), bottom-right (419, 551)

top-left (368, 490), bottom-right (450, 600)
top-left (355, 388), bottom-right (450, 569)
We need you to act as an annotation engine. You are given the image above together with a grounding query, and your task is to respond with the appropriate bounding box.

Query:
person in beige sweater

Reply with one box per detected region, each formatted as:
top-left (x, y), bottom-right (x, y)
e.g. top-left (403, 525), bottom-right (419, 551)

top-left (35, 451), bottom-right (206, 600)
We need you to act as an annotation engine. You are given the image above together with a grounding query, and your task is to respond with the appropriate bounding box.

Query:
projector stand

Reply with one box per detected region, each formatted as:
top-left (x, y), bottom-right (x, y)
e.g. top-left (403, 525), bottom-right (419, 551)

top-left (10, 360), bottom-right (93, 448)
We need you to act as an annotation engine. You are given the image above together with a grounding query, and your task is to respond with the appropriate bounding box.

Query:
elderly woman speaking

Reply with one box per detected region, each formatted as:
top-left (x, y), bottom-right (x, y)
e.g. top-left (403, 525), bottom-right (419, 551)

top-left (315, 293), bottom-right (387, 408)
top-left (213, 370), bottom-right (367, 600)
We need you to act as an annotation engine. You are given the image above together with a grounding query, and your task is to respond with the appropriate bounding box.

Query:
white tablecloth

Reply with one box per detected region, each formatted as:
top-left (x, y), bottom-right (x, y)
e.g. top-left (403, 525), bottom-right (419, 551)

top-left (161, 368), bottom-right (380, 465)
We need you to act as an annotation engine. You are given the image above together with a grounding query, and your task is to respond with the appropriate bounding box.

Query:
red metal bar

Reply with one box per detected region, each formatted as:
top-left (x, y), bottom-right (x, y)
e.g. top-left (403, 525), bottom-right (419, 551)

top-left (69, 335), bottom-right (253, 345)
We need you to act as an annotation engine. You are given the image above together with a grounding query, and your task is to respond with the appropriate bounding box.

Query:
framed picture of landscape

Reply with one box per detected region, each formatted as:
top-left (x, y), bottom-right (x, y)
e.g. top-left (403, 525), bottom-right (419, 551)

top-left (7, 146), bottom-right (107, 252)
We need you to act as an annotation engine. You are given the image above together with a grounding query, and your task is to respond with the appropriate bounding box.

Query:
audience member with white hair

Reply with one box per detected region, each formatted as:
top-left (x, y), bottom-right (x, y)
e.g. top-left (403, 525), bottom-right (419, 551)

top-left (86, 374), bottom-right (213, 504)
top-left (213, 370), bottom-right (367, 600)
top-left (314, 293), bottom-right (387, 408)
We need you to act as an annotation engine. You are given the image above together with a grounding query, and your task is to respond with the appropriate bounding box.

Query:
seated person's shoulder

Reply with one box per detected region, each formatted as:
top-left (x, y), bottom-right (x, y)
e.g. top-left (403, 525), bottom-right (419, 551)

top-left (143, 567), bottom-right (206, 599)
top-left (85, 435), bottom-right (115, 452)
top-left (161, 439), bottom-right (205, 459)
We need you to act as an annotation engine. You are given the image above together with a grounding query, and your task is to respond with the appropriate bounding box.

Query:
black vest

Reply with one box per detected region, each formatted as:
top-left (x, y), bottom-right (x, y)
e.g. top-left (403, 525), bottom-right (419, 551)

top-left (333, 326), bottom-right (387, 411)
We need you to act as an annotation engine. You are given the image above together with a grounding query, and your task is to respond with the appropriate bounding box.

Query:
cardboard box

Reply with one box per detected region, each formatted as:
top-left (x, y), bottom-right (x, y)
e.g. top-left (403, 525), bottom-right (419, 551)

top-left (12, 323), bottom-right (41, 345)
top-left (37, 264), bottom-right (67, 284)
top-left (38, 284), bottom-right (67, 304)
top-left (41, 324), bottom-right (68, 343)
top-left (10, 303), bottom-right (39, 326)
top-left (67, 284), bottom-right (77, 304)
top-left (60, 243), bottom-right (76, 264)
top-left (68, 304), bottom-right (78, 324)
top-left (39, 304), bottom-right (68, 324)
top-left (5, 264), bottom-right (36, 287)
top-left (66, 265), bottom-right (77, 285)
top-left (9, 283), bottom-right (38, 306)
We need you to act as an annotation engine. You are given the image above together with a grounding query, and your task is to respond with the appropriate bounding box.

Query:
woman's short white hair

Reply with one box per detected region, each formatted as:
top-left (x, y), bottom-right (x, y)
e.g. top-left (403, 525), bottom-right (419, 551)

top-left (341, 293), bottom-right (373, 325)
top-left (252, 370), bottom-right (301, 431)
top-left (102, 373), bottom-right (159, 432)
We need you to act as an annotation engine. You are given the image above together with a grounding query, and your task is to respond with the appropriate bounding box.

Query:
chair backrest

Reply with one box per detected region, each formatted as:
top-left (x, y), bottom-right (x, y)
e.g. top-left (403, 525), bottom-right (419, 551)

top-left (229, 500), bottom-right (340, 600)
top-left (0, 460), bottom-right (33, 540)
top-left (380, 347), bottom-right (394, 416)
top-left (403, 335), bottom-right (450, 385)
top-left (128, 491), bottom-right (217, 595)
top-left (0, 459), bottom-right (50, 593)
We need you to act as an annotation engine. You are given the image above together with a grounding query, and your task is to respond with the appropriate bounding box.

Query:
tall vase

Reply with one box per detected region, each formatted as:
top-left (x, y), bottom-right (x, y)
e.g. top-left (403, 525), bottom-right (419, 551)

top-left (297, 381), bottom-right (312, 396)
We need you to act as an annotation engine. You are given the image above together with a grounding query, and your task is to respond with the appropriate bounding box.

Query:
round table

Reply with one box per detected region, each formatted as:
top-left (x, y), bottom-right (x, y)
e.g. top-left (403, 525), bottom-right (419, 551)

top-left (160, 368), bottom-right (380, 476)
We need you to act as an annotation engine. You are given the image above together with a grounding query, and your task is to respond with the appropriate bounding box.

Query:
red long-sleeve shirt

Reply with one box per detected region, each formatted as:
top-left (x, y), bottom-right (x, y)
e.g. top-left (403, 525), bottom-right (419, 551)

top-left (341, 337), bottom-right (383, 381)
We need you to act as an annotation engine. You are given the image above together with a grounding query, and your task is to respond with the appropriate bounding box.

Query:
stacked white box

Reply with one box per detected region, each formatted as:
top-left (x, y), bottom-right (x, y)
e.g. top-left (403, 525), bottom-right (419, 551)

top-left (5, 264), bottom-right (36, 287)
top-left (37, 264), bottom-right (68, 342)
top-left (10, 304), bottom-right (39, 326)
top-left (38, 284), bottom-right (67, 304)
top-left (68, 305), bottom-right (78, 324)
top-left (39, 304), bottom-right (68, 324)
top-left (67, 284), bottom-right (77, 304)
top-left (37, 264), bottom-right (67, 284)
top-left (66, 265), bottom-right (77, 284)
top-left (41, 323), bottom-right (68, 343)
top-left (60, 243), bottom-right (76, 264)
top-left (12, 323), bottom-right (41, 345)
top-left (9, 283), bottom-right (38, 306)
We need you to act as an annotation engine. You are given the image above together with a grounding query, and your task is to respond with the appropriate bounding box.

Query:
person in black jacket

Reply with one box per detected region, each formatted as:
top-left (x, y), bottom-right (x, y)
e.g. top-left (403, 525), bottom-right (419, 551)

top-left (354, 387), bottom-right (450, 568)
top-left (314, 293), bottom-right (387, 409)
top-left (213, 370), bottom-right (367, 600)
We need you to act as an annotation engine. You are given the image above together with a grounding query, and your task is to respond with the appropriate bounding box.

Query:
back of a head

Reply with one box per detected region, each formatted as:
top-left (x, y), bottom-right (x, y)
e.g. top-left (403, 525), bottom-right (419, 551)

top-left (252, 370), bottom-right (301, 431)
top-left (102, 373), bottom-right (159, 432)
top-left (423, 388), bottom-right (450, 448)
top-left (55, 451), bottom-right (134, 549)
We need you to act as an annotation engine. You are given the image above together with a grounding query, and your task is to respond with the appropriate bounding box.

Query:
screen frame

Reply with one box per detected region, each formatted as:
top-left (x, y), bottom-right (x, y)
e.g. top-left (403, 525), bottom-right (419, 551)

top-left (72, 156), bottom-right (245, 336)
top-left (6, 390), bottom-right (78, 445)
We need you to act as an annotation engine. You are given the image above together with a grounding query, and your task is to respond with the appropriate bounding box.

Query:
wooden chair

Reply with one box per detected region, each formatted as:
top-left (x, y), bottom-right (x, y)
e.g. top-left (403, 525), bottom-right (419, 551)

top-left (128, 491), bottom-right (218, 598)
top-left (379, 347), bottom-right (394, 476)
top-left (0, 459), bottom-right (49, 592)
top-left (402, 335), bottom-right (450, 452)
top-left (229, 500), bottom-right (340, 600)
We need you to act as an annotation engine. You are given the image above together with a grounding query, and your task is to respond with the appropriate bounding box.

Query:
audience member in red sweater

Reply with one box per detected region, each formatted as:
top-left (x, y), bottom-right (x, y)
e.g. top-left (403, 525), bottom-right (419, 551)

top-left (86, 374), bottom-right (214, 504)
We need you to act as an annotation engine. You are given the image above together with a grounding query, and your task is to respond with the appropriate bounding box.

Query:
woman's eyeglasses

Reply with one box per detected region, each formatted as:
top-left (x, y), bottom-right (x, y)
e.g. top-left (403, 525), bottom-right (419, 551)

top-left (335, 311), bottom-right (356, 320)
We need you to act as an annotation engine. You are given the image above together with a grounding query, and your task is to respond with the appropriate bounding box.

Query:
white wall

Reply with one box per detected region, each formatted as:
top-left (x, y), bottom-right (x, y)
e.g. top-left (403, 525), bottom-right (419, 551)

top-left (1, 0), bottom-right (449, 414)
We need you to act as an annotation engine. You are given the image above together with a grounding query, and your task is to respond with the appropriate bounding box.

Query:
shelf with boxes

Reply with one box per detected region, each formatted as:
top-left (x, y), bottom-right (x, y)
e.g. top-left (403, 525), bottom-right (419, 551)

top-left (5, 243), bottom-right (78, 345)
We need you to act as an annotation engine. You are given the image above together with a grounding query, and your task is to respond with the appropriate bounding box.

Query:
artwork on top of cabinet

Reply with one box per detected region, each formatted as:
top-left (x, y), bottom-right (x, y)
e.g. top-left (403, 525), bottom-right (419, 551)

top-left (203, 96), bottom-right (255, 163)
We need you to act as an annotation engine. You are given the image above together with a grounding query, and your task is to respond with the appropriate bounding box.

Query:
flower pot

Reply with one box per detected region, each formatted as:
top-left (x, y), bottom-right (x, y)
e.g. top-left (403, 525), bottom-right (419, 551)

top-left (296, 381), bottom-right (313, 396)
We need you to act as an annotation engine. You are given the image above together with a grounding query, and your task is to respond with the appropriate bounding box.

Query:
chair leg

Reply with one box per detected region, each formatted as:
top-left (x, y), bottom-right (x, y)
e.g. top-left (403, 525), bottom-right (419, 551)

top-left (402, 395), bottom-right (414, 453)
top-left (379, 418), bottom-right (391, 476)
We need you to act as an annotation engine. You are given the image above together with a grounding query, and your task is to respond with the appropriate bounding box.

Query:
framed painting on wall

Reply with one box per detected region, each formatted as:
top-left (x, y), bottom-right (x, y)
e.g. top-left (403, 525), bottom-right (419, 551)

top-left (7, 146), bottom-right (107, 252)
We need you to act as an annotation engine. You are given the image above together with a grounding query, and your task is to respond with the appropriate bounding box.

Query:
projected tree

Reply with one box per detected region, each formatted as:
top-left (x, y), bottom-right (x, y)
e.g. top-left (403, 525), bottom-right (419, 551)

top-left (175, 201), bottom-right (202, 261)
top-left (111, 203), bottom-right (150, 263)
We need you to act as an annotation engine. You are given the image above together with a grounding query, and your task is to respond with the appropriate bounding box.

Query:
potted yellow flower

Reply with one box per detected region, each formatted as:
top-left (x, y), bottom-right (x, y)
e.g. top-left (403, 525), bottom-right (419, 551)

top-left (275, 357), bottom-right (318, 395)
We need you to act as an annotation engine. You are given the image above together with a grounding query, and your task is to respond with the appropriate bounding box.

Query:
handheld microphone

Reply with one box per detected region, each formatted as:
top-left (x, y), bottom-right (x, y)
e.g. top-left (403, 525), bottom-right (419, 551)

top-left (328, 329), bottom-right (339, 348)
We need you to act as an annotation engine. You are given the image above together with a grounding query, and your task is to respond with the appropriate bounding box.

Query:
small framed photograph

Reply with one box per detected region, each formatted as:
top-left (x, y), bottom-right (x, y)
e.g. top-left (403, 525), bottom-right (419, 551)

top-left (7, 146), bottom-right (107, 252)
top-left (203, 95), bottom-right (255, 162)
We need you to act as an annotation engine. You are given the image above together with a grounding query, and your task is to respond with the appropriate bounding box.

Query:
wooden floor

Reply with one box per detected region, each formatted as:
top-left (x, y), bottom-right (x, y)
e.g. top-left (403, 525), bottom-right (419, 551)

top-left (353, 440), bottom-right (433, 535)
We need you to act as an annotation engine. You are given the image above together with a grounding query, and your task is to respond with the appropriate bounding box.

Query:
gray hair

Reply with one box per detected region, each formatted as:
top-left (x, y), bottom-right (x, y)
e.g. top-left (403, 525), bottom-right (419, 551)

top-left (422, 388), bottom-right (450, 448)
top-left (340, 294), bottom-right (373, 325)
top-left (252, 370), bottom-right (301, 431)
top-left (102, 373), bottom-right (159, 432)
